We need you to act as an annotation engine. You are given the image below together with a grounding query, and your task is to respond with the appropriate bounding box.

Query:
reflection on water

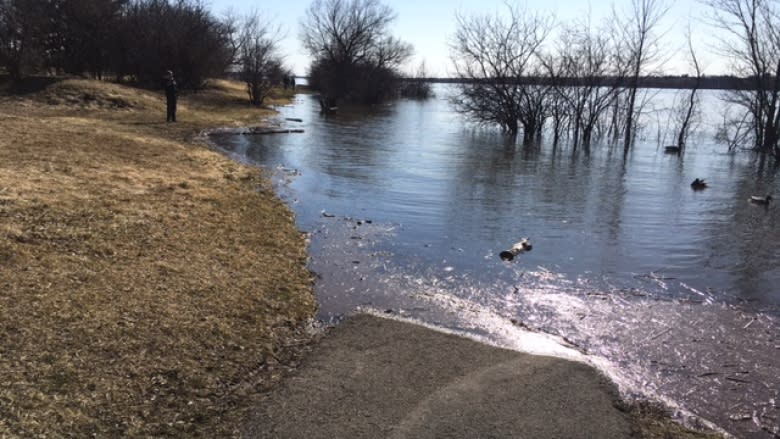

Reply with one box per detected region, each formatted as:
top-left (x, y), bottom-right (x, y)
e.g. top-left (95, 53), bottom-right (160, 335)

top-left (213, 87), bottom-right (780, 438)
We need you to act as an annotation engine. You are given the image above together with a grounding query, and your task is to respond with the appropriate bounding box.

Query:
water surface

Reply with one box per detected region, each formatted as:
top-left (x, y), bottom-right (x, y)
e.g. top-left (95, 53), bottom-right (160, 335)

top-left (214, 87), bottom-right (779, 438)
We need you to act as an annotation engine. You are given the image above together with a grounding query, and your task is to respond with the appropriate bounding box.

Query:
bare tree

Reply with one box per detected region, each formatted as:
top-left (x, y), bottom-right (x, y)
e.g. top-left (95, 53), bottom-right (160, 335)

top-left (449, 3), bottom-right (552, 142)
top-left (706, 0), bottom-right (780, 158)
top-left (300, 0), bottom-right (412, 106)
top-left (545, 83), bottom-right (570, 148)
top-left (236, 13), bottom-right (284, 106)
top-left (399, 60), bottom-right (433, 99)
top-left (543, 17), bottom-right (626, 149)
top-left (618, 0), bottom-right (669, 154)
top-left (43, 0), bottom-right (125, 79)
top-left (716, 107), bottom-right (753, 150)
top-left (672, 27), bottom-right (704, 152)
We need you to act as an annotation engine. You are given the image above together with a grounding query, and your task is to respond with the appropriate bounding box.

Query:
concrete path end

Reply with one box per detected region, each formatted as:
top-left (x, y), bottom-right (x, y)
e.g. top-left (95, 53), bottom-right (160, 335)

top-left (243, 314), bottom-right (634, 438)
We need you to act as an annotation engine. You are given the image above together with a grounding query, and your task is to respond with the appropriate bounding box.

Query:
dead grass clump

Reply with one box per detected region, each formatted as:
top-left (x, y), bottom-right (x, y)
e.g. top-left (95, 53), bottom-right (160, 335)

top-left (0, 79), bottom-right (316, 437)
top-left (36, 79), bottom-right (158, 110)
top-left (625, 400), bottom-right (724, 439)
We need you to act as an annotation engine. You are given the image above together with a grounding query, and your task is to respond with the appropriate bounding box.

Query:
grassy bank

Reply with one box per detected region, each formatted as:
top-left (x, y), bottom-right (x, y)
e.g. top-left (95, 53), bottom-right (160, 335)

top-left (0, 78), bottom-right (316, 437)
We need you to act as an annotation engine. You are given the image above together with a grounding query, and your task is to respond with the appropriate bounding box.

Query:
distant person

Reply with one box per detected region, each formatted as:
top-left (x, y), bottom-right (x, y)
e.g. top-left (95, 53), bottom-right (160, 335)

top-left (290, 75), bottom-right (296, 90)
top-left (163, 70), bottom-right (177, 122)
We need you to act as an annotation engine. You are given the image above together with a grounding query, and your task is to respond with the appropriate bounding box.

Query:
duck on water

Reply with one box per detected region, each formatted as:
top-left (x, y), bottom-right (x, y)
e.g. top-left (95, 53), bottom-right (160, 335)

top-left (691, 178), bottom-right (708, 190)
top-left (749, 194), bottom-right (773, 205)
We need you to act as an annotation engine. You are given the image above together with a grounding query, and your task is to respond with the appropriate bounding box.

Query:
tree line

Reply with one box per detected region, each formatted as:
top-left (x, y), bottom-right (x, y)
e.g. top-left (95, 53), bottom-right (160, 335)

top-left (0, 0), bottom-right (296, 106)
top-left (0, 0), bottom-right (420, 104)
top-left (0, 0), bottom-right (237, 89)
top-left (300, 0), bottom-right (780, 159)
top-left (407, 76), bottom-right (758, 90)
top-left (448, 0), bottom-right (780, 159)
top-left (2, 0), bottom-right (780, 159)
top-left (0, 0), bottom-right (427, 105)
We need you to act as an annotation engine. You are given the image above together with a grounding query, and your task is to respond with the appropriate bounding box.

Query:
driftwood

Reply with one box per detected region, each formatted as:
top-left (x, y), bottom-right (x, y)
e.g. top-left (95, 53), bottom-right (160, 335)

top-left (207, 127), bottom-right (304, 137)
top-left (499, 238), bottom-right (533, 261)
top-left (726, 376), bottom-right (751, 384)
top-left (244, 128), bottom-right (304, 135)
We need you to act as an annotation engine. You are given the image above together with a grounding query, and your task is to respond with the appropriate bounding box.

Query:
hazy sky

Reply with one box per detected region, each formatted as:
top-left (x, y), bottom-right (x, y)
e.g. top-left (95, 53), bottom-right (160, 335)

top-left (206, 0), bottom-right (725, 77)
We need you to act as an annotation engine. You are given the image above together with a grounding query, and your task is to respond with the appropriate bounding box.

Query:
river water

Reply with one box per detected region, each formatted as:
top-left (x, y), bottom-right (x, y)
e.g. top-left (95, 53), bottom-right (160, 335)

top-left (212, 86), bottom-right (780, 438)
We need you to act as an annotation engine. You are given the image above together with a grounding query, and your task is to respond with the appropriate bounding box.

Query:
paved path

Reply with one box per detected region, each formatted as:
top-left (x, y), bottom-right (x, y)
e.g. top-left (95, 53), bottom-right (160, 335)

top-left (243, 314), bottom-right (634, 438)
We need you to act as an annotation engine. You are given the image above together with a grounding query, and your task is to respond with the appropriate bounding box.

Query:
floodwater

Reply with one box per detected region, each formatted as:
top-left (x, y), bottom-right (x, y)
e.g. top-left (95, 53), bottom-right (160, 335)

top-left (212, 86), bottom-right (780, 438)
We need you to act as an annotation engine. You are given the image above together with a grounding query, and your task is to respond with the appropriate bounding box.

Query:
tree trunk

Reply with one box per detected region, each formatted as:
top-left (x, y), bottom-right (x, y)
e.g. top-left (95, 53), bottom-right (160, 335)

top-left (677, 80), bottom-right (699, 149)
top-left (623, 81), bottom-right (638, 154)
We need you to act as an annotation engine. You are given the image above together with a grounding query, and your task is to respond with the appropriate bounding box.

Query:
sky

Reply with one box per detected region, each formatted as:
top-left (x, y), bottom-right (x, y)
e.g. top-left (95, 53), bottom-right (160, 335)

top-left (206, 0), bottom-right (728, 77)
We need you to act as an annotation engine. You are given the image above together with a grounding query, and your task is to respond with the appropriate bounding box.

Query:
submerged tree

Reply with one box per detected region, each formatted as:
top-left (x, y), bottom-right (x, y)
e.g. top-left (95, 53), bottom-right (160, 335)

top-left (398, 60), bottom-right (433, 99)
top-left (707, 0), bottom-right (780, 158)
top-left (449, 3), bottom-right (552, 142)
top-left (671, 27), bottom-right (703, 152)
top-left (543, 17), bottom-right (626, 149)
top-left (300, 0), bottom-right (412, 106)
top-left (617, 0), bottom-right (668, 154)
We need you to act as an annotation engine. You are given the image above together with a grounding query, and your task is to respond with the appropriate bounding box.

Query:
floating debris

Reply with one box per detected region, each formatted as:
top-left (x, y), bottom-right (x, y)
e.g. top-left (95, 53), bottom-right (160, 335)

top-left (726, 376), bottom-right (751, 384)
top-left (664, 145), bottom-right (681, 154)
top-left (245, 128), bottom-right (304, 135)
top-left (499, 238), bottom-right (533, 261)
top-left (749, 195), bottom-right (773, 205)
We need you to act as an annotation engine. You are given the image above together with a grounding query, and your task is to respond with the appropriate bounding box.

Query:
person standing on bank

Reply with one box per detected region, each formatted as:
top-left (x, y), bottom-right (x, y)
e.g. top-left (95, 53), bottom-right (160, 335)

top-left (163, 70), bottom-right (177, 122)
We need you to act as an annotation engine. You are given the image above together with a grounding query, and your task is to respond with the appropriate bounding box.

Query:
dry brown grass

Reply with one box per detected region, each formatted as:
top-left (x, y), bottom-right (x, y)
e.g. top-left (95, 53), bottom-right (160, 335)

top-left (0, 78), bottom-right (316, 437)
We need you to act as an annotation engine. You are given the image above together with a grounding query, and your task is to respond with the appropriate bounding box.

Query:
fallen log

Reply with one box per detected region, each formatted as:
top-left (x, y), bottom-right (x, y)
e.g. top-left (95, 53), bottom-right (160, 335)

top-left (245, 128), bottom-right (304, 135)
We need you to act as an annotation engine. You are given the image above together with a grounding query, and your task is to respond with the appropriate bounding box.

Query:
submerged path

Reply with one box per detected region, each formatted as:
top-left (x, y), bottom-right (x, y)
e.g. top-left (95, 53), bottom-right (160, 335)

top-left (242, 314), bottom-right (634, 439)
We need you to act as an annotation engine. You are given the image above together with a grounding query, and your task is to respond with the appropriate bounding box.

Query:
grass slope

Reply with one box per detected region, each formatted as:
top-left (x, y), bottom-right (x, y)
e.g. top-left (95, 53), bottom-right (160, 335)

top-left (0, 78), bottom-right (315, 437)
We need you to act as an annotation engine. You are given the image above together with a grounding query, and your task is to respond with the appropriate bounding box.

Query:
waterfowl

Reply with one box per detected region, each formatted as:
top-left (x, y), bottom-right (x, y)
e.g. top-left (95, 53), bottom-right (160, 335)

top-left (691, 178), bottom-right (708, 190)
top-left (749, 195), bottom-right (773, 205)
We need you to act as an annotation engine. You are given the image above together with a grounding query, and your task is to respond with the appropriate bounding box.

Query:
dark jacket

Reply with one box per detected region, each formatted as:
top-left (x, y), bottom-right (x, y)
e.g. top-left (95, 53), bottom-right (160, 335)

top-left (164, 78), bottom-right (177, 99)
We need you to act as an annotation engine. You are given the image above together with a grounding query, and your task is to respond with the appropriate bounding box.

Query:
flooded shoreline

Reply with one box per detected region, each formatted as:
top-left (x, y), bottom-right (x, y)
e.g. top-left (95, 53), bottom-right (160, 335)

top-left (212, 87), bottom-right (779, 437)
top-left (296, 211), bottom-right (779, 438)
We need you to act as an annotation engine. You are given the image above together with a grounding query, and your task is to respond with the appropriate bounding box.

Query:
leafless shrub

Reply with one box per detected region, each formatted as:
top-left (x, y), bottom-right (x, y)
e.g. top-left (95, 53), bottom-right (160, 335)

top-left (449, 3), bottom-right (553, 143)
top-left (236, 13), bottom-right (285, 106)
top-left (615, 0), bottom-right (669, 153)
top-left (300, 0), bottom-right (412, 106)
top-left (543, 17), bottom-right (626, 149)
top-left (706, 0), bottom-right (780, 158)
